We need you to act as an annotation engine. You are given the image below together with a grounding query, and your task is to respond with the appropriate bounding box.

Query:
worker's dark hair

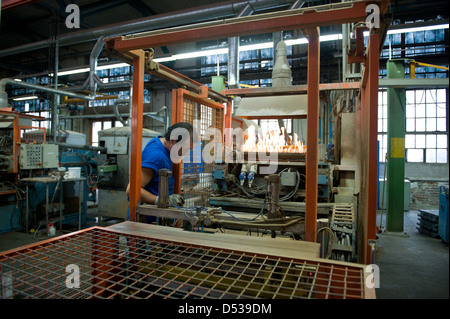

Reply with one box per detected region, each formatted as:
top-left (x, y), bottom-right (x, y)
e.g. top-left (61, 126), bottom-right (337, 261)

top-left (164, 122), bottom-right (194, 142)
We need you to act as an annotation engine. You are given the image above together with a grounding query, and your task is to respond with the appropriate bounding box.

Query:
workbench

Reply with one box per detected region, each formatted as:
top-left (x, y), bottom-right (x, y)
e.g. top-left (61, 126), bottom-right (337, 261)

top-left (21, 176), bottom-right (86, 234)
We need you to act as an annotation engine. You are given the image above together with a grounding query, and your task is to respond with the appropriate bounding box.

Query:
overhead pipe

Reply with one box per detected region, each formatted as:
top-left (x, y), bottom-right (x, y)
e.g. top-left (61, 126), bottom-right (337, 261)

top-left (0, 78), bottom-right (95, 108)
top-left (227, 3), bottom-right (254, 89)
top-left (0, 0), bottom-right (293, 58)
top-left (113, 99), bottom-right (130, 127)
top-left (59, 111), bottom-right (162, 120)
top-left (89, 36), bottom-right (105, 95)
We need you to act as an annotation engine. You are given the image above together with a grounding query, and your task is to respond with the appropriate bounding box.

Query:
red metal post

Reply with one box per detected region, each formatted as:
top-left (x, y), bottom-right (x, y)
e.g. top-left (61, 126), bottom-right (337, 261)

top-left (305, 27), bottom-right (320, 243)
top-left (128, 50), bottom-right (146, 222)
top-left (225, 99), bottom-right (233, 153)
top-left (172, 88), bottom-right (184, 194)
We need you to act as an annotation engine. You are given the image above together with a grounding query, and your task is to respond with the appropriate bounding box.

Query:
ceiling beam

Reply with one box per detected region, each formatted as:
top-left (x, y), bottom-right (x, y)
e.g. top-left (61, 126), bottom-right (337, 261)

top-left (109, 1), bottom-right (388, 51)
top-left (1, 0), bottom-right (40, 11)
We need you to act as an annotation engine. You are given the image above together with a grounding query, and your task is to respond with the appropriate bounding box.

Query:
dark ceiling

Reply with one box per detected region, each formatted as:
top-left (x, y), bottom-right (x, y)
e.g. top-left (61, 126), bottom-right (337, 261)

top-left (0, 0), bottom-right (448, 81)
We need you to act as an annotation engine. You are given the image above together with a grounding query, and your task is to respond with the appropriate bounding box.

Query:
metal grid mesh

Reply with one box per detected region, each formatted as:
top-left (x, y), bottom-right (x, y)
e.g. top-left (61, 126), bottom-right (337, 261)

top-left (1, 227), bottom-right (367, 299)
top-left (181, 95), bottom-right (224, 207)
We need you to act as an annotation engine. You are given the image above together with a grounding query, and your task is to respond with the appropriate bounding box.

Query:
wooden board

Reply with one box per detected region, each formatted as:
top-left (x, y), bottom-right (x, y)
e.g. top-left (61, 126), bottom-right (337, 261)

top-left (107, 221), bottom-right (321, 260)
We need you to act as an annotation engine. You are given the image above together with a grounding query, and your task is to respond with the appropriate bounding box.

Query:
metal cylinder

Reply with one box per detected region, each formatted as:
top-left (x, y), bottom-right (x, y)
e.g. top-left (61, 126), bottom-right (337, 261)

top-left (265, 174), bottom-right (281, 219)
top-left (157, 169), bottom-right (172, 208)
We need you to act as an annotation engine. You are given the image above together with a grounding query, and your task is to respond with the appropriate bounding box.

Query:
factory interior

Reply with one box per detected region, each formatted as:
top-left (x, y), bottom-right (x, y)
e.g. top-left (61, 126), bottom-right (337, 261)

top-left (0, 0), bottom-right (448, 301)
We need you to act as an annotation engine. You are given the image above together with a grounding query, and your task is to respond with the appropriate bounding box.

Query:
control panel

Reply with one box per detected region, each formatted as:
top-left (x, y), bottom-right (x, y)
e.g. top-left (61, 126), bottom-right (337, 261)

top-left (19, 144), bottom-right (59, 169)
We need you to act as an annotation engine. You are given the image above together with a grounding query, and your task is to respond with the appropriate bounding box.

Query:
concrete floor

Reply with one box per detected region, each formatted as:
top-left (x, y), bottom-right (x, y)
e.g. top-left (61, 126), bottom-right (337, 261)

top-left (375, 210), bottom-right (449, 299)
top-left (0, 208), bottom-right (448, 299)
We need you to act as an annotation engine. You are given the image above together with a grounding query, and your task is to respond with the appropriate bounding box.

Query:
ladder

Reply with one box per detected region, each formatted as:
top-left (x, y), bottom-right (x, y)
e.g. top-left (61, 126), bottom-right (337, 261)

top-left (330, 204), bottom-right (356, 262)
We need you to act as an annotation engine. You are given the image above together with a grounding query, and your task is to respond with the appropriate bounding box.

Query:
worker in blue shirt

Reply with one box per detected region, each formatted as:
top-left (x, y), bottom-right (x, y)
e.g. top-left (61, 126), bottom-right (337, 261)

top-left (126, 122), bottom-right (194, 219)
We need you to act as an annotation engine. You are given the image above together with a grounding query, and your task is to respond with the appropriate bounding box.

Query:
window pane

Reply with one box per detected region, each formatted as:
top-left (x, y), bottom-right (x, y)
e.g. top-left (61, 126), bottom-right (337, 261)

top-left (381, 148), bottom-right (387, 161)
top-left (436, 104), bottom-right (446, 117)
top-left (405, 134), bottom-right (415, 148)
top-left (416, 118), bottom-right (425, 131)
top-left (406, 90), bottom-right (415, 104)
top-left (406, 119), bottom-right (415, 131)
top-left (426, 89), bottom-right (436, 103)
top-left (426, 103), bottom-right (436, 117)
top-left (378, 91), bottom-right (384, 107)
top-left (415, 104), bottom-right (425, 117)
top-left (416, 90), bottom-right (425, 103)
top-left (437, 118), bottom-right (446, 131)
top-left (103, 122), bottom-right (112, 130)
top-left (437, 135), bottom-right (448, 148)
top-left (378, 119), bottom-right (384, 132)
top-left (436, 89), bottom-right (446, 102)
top-left (92, 122), bottom-right (102, 146)
top-left (426, 149), bottom-right (436, 163)
top-left (437, 149), bottom-right (447, 163)
top-left (416, 134), bottom-right (425, 148)
top-left (407, 149), bottom-right (423, 162)
top-left (406, 103), bottom-right (415, 118)
top-left (426, 134), bottom-right (436, 148)
top-left (426, 118), bottom-right (436, 132)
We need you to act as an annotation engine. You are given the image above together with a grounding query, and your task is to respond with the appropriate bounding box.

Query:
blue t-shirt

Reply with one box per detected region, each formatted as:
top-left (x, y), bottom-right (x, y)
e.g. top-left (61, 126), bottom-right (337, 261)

top-left (141, 136), bottom-right (175, 196)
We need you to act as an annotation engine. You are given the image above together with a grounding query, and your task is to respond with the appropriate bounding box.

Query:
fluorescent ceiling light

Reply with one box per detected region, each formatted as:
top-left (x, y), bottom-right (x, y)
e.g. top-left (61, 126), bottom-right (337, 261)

top-left (388, 23), bottom-right (449, 35)
top-left (13, 95), bottom-right (39, 101)
top-left (97, 62), bottom-right (130, 70)
top-left (50, 62), bottom-right (131, 77)
top-left (154, 34), bottom-right (343, 62)
top-left (363, 23), bottom-right (449, 37)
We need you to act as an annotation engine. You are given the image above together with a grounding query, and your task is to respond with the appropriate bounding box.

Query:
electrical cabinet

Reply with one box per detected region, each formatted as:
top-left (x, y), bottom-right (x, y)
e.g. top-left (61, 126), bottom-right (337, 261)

top-left (19, 144), bottom-right (59, 169)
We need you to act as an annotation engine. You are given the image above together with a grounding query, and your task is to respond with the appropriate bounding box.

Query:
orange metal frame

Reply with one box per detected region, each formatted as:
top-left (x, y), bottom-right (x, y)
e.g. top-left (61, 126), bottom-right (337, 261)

top-left (171, 87), bottom-right (228, 194)
top-left (105, 0), bottom-right (389, 264)
top-left (0, 109), bottom-right (46, 175)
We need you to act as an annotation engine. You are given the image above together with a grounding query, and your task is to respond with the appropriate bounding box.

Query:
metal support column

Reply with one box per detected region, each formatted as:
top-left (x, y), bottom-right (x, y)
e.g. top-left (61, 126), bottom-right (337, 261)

top-left (305, 27), bottom-right (320, 243)
top-left (386, 59), bottom-right (406, 232)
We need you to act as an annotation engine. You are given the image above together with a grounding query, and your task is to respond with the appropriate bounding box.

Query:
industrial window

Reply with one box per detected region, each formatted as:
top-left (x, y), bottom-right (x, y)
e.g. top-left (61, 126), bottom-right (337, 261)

top-left (404, 28), bottom-right (446, 57)
top-left (405, 88), bottom-right (448, 163)
top-left (378, 25), bottom-right (446, 60)
top-left (201, 53), bottom-right (228, 76)
top-left (377, 90), bottom-right (388, 162)
top-left (91, 120), bottom-right (124, 146)
top-left (378, 88), bottom-right (448, 163)
top-left (380, 33), bottom-right (403, 59)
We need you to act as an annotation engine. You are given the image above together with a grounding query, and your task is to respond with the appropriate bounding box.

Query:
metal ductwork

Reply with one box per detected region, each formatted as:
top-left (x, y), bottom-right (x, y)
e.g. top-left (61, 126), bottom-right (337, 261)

top-left (0, 0), bottom-right (293, 58)
top-left (0, 78), bottom-right (95, 108)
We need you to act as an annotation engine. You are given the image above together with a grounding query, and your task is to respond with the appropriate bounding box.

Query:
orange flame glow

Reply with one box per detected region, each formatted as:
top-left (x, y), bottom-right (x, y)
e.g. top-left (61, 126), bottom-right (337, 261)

top-left (242, 126), bottom-right (306, 153)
